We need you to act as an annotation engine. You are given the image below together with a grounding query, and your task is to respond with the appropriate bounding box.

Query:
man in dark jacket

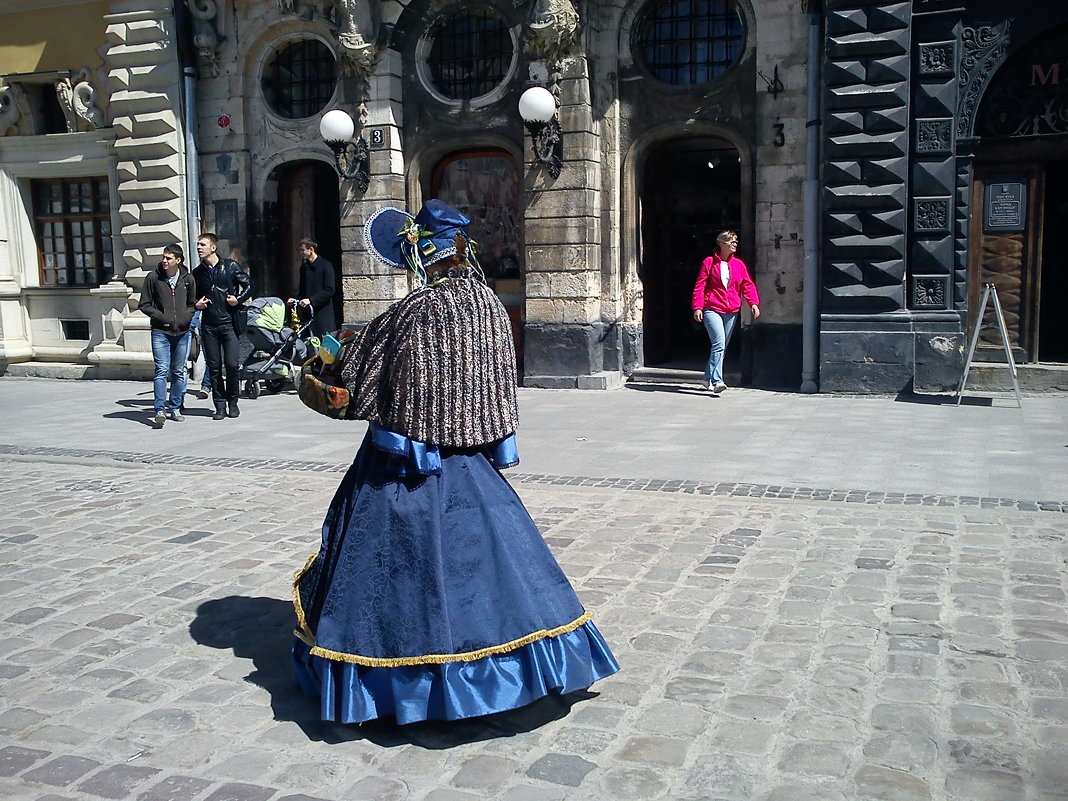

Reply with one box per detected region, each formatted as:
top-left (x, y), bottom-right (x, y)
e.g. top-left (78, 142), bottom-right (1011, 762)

top-left (192, 232), bottom-right (252, 420)
top-left (138, 243), bottom-right (196, 427)
top-left (289, 238), bottom-right (336, 338)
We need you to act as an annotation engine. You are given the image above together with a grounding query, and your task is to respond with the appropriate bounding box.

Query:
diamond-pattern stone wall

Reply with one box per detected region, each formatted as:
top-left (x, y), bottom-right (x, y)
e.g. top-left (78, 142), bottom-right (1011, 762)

top-left (821, 0), bottom-right (911, 314)
top-left (908, 6), bottom-right (962, 312)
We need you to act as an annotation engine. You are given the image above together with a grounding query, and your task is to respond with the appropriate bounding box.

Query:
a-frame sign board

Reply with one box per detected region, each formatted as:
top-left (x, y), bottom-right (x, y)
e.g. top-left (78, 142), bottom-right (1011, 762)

top-left (955, 283), bottom-right (1023, 408)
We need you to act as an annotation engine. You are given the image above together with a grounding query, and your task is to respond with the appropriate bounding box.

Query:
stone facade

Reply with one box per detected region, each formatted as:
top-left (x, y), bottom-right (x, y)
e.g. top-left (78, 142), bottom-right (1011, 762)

top-left (189, 0), bottom-right (810, 390)
top-left (0, 0), bottom-right (189, 377)
top-left (6, 0), bottom-right (1062, 392)
top-left (818, 0), bottom-right (1068, 392)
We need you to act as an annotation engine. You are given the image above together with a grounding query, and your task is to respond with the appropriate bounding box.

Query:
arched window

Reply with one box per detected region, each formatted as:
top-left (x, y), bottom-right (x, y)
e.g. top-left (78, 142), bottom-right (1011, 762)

top-left (425, 10), bottom-right (514, 101)
top-left (637, 0), bottom-right (744, 86)
top-left (262, 39), bottom-right (337, 119)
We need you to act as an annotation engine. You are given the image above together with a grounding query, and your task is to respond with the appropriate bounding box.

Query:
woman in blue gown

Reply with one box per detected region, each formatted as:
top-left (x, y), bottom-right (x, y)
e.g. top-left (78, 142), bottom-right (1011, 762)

top-left (292, 200), bottom-right (619, 725)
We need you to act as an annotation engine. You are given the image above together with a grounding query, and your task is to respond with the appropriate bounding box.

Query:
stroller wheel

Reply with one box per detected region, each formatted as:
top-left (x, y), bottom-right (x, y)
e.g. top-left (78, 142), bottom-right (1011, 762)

top-left (245, 379), bottom-right (261, 399)
top-left (264, 378), bottom-right (286, 394)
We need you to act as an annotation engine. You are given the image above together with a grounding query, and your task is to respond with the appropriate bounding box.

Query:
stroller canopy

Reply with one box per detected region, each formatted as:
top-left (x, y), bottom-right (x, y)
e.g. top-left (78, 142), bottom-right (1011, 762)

top-left (246, 296), bottom-right (287, 333)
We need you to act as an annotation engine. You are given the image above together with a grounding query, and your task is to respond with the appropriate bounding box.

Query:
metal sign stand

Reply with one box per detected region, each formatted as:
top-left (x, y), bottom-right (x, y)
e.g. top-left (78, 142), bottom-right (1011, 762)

top-left (956, 283), bottom-right (1023, 407)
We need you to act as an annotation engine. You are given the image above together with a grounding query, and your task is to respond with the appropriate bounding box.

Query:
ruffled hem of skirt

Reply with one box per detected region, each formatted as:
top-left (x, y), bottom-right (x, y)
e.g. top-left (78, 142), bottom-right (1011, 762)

top-left (292, 620), bottom-right (620, 725)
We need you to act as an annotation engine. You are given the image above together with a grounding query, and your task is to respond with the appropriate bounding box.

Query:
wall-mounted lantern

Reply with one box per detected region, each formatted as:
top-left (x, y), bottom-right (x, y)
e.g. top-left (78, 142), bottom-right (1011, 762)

top-left (518, 86), bottom-right (563, 180)
top-left (319, 108), bottom-right (370, 193)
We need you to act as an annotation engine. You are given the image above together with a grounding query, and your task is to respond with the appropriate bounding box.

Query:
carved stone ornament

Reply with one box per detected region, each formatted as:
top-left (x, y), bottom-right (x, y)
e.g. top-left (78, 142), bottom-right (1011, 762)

top-left (957, 21), bottom-right (1011, 138)
top-left (72, 68), bottom-right (105, 129)
top-left (332, 0), bottom-right (379, 80)
top-left (918, 41), bottom-right (955, 76)
top-left (914, 198), bottom-right (951, 232)
top-left (527, 0), bottom-right (580, 64)
top-left (54, 76), bottom-right (79, 132)
top-left (0, 83), bottom-right (24, 136)
top-left (915, 118), bottom-right (952, 154)
top-left (912, 275), bottom-right (949, 310)
top-left (186, 0), bottom-right (224, 78)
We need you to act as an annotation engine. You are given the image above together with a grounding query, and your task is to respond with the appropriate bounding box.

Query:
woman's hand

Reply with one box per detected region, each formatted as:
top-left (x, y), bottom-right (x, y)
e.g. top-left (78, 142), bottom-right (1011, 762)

top-left (693, 309), bottom-right (703, 323)
top-left (750, 304), bottom-right (761, 320)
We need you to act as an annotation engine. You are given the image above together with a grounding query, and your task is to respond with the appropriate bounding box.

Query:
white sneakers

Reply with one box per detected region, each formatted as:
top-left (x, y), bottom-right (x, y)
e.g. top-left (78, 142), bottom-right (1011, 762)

top-left (153, 410), bottom-right (166, 426)
top-left (166, 409), bottom-right (185, 422)
top-left (712, 382), bottom-right (727, 394)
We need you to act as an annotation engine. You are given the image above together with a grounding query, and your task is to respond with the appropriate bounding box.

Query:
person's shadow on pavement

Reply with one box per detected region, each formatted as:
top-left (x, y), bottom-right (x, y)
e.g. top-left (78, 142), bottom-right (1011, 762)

top-left (189, 596), bottom-right (591, 748)
top-left (109, 395), bottom-right (214, 426)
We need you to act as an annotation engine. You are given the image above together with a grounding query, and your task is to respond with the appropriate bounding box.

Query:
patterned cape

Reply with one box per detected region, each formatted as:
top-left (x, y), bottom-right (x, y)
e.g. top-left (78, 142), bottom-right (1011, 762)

top-left (340, 276), bottom-right (519, 447)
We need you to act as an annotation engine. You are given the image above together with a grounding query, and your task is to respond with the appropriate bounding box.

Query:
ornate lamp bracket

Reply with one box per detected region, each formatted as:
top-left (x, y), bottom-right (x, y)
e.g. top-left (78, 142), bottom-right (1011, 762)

top-left (525, 118), bottom-right (563, 180)
top-left (327, 136), bottom-right (370, 191)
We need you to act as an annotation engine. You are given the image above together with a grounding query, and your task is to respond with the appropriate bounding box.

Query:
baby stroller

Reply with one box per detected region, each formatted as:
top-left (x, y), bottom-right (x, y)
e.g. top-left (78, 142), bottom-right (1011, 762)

top-left (240, 297), bottom-right (314, 399)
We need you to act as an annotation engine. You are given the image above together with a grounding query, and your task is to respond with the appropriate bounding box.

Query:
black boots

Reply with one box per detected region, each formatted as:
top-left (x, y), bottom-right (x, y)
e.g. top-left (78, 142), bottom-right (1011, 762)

top-left (213, 402), bottom-right (226, 421)
top-left (227, 401), bottom-right (240, 418)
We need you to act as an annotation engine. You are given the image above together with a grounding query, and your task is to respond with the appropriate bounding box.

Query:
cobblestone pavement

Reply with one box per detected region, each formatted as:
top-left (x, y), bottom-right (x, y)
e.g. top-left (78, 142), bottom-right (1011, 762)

top-left (1, 449), bottom-right (1066, 801)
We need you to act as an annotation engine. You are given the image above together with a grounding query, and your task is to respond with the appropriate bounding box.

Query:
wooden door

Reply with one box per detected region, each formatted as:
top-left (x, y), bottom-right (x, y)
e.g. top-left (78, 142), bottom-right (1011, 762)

top-left (967, 164), bottom-right (1045, 362)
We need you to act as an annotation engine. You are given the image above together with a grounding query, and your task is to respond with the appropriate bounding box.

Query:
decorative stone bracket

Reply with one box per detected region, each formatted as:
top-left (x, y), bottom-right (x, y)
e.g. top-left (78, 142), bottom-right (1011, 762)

top-left (957, 21), bottom-right (1011, 139)
top-left (527, 0), bottom-right (581, 65)
top-left (187, 0), bottom-right (225, 77)
top-left (55, 69), bottom-right (106, 132)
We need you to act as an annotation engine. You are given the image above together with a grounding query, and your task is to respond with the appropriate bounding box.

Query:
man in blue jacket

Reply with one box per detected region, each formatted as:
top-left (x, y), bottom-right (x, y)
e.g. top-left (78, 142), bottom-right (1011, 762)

top-left (138, 244), bottom-right (196, 427)
top-left (192, 232), bottom-right (252, 420)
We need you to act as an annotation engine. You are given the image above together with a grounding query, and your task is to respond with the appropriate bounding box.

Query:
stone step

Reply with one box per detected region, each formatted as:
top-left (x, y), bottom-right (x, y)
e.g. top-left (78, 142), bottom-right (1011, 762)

top-left (111, 111), bottom-right (179, 138)
top-left (118, 203), bottom-right (182, 227)
top-left (112, 134), bottom-right (181, 160)
top-left (107, 89), bottom-right (175, 112)
top-left (104, 41), bottom-right (174, 69)
top-left (965, 363), bottom-right (1068, 393)
top-left (108, 65), bottom-right (173, 93)
top-left (115, 158), bottom-right (180, 182)
top-left (116, 178), bottom-right (181, 201)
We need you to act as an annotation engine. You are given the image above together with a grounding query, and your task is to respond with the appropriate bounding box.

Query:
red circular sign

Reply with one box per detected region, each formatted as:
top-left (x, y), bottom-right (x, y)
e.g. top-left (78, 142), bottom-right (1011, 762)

top-left (217, 114), bottom-right (231, 129)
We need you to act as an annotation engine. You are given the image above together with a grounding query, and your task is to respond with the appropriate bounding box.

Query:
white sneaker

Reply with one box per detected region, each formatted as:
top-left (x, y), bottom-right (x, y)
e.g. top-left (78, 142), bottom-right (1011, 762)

top-left (153, 410), bottom-right (166, 426)
top-left (712, 382), bottom-right (727, 394)
top-left (166, 409), bottom-right (185, 422)
top-left (196, 388), bottom-right (209, 400)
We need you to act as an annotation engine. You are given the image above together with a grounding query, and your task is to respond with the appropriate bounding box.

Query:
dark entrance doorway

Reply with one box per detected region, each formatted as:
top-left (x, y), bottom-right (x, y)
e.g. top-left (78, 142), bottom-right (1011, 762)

top-left (263, 160), bottom-right (342, 329)
top-left (431, 149), bottom-right (523, 368)
top-left (640, 137), bottom-right (742, 372)
top-left (1039, 161), bottom-right (1068, 362)
top-left (970, 24), bottom-right (1068, 364)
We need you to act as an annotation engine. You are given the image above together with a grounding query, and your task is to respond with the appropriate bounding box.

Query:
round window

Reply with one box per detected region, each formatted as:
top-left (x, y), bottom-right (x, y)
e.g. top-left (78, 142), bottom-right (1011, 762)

top-left (425, 10), bottom-right (514, 101)
top-left (262, 39), bottom-right (338, 120)
top-left (638, 0), bottom-right (744, 86)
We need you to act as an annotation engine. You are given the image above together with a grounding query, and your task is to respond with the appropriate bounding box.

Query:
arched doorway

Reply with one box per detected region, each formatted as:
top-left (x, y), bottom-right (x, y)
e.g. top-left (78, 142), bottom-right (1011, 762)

top-left (640, 137), bottom-right (742, 371)
top-left (969, 25), bottom-right (1068, 364)
top-left (262, 160), bottom-right (342, 329)
top-left (431, 149), bottom-right (523, 365)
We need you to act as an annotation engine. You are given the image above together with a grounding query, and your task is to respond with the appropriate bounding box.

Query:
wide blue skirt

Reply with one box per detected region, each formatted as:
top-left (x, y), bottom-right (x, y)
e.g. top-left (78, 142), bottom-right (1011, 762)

top-left (292, 429), bottom-right (619, 725)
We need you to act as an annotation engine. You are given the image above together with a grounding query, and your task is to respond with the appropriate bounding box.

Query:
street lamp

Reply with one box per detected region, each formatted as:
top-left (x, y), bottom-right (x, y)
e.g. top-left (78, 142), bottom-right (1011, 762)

top-left (518, 86), bottom-right (562, 179)
top-left (319, 108), bottom-right (370, 192)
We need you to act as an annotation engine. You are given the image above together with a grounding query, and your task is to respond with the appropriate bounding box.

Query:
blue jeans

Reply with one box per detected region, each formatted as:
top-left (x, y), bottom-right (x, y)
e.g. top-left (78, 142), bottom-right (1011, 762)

top-left (702, 310), bottom-right (738, 386)
top-left (151, 330), bottom-right (191, 412)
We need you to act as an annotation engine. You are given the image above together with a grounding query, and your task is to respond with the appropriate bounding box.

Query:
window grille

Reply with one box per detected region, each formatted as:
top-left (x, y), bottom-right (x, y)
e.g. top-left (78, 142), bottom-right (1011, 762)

top-left (426, 11), bottom-right (513, 101)
top-left (32, 177), bottom-right (113, 287)
top-left (262, 39), bottom-right (337, 119)
top-left (638, 0), bottom-right (743, 86)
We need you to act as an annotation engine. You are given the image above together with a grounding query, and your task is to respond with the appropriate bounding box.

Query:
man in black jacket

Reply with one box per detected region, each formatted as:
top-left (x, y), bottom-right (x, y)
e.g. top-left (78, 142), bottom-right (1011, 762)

top-left (138, 244), bottom-right (196, 427)
top-left (289, 238), bottom-right (336, 338)
top-left (192, 232), bottom-right (252, 420)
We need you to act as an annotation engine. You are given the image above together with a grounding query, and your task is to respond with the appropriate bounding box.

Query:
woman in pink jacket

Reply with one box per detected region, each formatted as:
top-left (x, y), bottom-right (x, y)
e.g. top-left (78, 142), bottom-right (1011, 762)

top-left (691, 230), bottom-right (761, 394)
